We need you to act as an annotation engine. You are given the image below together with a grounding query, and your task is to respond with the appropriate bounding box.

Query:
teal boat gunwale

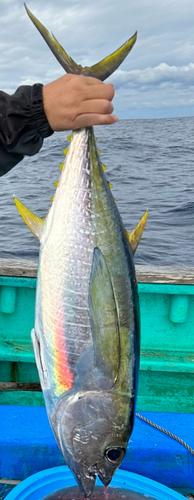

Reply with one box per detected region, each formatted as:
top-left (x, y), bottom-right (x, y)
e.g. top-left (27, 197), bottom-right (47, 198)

top-left (0, 258), bottom-right (194, 282)
top-left (0, 259), bottom-right (194, 412)
top-left (0, 277), bottom-right (36, 288)
top-left (139, 283), bottom-right (194, 294)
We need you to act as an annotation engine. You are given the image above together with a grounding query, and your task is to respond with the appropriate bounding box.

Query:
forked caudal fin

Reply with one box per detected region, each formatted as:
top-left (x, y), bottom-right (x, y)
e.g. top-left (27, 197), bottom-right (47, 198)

top-left (24, 4), bottom-right (137, 81)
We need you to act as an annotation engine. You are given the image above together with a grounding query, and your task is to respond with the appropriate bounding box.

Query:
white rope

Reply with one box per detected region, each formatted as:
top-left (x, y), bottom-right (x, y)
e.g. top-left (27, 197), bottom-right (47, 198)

top-left (136, 413), bottom-right (194, 455)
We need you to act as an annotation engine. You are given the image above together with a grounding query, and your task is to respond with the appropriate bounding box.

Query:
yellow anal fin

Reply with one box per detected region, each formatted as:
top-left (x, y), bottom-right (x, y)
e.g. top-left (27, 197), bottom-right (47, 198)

top-left (14, 197), bottom-right (45, 241)
top-left (126, 210), bottom-right (148, 254)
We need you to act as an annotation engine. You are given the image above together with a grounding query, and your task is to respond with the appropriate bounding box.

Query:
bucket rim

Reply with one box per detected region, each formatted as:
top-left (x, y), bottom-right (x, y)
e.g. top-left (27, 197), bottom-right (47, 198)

top-left (5, 466), bottom-right (185, 500)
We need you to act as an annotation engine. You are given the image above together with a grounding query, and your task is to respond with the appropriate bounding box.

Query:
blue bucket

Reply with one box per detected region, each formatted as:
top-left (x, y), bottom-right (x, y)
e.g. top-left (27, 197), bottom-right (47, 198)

top-left (5, 466), bottom-right (185, 500)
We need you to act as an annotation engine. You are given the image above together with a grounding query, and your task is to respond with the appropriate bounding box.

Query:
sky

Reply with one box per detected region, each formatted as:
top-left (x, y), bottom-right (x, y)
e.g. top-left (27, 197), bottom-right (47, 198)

top-left (0, 0), bottom-right (194, 119)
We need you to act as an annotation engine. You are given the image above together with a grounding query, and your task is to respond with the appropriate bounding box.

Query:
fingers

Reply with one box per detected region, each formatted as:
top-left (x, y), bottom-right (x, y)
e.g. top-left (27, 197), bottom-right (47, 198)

top-left (64, 74), bottom-right (115, 101)
top-left (72, 113), bottom-right (119, 129)
top-left (42, 74), bottom-right (118, 131)
top-left (83, 82), bottom-right (115, 101)
top-left (83, 76), bottom-right (113, 87)
top-left (79, 99), bottom-right (114, 116)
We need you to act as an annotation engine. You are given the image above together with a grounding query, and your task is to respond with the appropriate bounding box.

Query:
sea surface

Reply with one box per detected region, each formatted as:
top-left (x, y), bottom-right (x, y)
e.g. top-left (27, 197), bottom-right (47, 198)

top-left (0, 116), bottom-right (194, 267)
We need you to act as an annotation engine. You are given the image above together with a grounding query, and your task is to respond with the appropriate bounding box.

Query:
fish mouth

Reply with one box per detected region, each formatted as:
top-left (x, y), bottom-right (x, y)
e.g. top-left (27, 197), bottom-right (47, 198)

top-left (72, 465), bottom-right (97, 497)
top-left (97, 469), bottom-right (113, 487)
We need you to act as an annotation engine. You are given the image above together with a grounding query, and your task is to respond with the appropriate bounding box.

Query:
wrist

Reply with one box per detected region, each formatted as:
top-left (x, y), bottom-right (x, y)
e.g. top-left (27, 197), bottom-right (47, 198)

top-left (31, 83), bottom-right (54, 137)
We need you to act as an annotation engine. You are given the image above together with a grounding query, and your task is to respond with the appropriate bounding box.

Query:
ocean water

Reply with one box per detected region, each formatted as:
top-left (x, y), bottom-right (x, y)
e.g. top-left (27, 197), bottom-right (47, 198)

top-left (0, 116), bottom-right (194, 267)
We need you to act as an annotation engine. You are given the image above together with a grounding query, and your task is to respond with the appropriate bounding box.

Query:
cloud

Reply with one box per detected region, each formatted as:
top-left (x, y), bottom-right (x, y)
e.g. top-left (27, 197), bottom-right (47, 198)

top-left (112, 63), bottom-right (194, 89)
top-left (0, 0), bottom-right (194, 118)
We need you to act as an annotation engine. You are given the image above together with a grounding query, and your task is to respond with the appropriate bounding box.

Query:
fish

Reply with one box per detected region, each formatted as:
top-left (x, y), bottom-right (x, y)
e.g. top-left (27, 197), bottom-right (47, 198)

top-left (14, 6), bottom-right (147, 498)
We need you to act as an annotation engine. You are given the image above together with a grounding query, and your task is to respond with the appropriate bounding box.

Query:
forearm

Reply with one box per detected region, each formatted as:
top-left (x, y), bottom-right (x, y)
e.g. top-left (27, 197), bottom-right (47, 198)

top-left (0, 75), bottom-right (117, 176)
top-left (0, 84), bottom-right (53, 176)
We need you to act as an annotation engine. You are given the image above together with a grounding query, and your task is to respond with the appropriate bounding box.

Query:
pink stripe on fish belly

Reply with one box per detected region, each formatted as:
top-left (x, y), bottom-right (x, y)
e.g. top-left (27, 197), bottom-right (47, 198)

top-left (52, 312), bottom-right (74, 395)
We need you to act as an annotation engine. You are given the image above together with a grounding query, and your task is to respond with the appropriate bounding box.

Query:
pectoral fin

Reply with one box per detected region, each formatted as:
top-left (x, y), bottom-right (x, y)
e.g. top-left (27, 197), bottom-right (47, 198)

top-left (31, 328), bottom-right (49, 390)
top-left (126, 210), bottom-right (148, 254)
top-left (88, 247), bottom-right (120, 387)
top-left (14, 197), bottom-right (45, 241)
top-left (25, 4), bottom-right (137, 81)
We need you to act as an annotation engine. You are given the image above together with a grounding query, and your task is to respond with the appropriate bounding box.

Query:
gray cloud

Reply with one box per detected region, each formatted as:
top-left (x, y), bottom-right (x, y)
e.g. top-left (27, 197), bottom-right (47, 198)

top-left (112, 63), bottom-right (194, 88)
top-left (0, 0), bottom-right (194, 118)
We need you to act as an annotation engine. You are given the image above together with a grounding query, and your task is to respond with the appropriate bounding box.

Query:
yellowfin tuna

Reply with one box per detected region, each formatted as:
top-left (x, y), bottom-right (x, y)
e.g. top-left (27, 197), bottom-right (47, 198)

top-left (14, 7), bottom-right (147, 497)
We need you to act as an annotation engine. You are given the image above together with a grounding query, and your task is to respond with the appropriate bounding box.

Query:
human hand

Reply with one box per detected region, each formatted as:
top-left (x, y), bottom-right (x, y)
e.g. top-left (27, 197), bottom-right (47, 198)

top-left (42, 74), bottom-right (118, 131)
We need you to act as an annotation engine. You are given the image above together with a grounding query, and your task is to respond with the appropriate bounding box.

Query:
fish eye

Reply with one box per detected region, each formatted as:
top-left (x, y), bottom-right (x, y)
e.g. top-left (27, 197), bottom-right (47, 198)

top-left (105, 447), bottom-right (125, 465)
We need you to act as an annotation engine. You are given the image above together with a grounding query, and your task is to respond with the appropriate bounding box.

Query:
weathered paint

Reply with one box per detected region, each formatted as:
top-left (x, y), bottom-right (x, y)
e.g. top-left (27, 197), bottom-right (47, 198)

top-left (0, 405), bottom-right (193, 494)
top-left (0, 274), bottom-right (194, 412)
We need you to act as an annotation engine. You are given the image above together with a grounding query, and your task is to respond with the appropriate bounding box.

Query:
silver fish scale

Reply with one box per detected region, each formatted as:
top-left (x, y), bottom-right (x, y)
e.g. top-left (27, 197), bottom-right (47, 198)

top-left (39, 130), bottom-right (96, 384)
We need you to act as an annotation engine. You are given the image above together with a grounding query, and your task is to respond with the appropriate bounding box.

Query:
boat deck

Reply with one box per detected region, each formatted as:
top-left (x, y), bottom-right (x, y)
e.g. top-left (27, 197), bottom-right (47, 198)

top-left (0, 405), bottom-right (194, 496)
top-left (0, 260), bottom-right (194, 496)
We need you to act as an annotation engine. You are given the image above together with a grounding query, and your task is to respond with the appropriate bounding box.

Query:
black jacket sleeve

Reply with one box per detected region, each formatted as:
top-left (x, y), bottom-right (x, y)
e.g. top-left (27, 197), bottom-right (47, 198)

top-left (0, 83), bottom-right (53, 176)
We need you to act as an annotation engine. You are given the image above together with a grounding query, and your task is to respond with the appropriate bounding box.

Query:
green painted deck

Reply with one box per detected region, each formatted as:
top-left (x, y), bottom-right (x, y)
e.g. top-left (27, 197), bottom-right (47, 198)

top-left (0, 259), bottom-right (194, 412)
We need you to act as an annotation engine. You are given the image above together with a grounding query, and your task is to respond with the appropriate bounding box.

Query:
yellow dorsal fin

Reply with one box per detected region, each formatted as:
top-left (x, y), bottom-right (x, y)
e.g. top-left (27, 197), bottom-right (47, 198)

top-left (126, 210), bottom-right (148, 254)
top-left (14, 197), bottom-right (45, 241)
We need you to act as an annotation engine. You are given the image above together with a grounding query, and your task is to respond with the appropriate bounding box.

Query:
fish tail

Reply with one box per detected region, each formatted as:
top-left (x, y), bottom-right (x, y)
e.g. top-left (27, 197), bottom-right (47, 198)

top-left (24, 4), bottom-right (137, 81)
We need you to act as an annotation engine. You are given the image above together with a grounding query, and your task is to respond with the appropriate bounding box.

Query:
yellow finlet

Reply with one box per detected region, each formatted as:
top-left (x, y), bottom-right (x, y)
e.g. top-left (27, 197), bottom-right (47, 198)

top-left (101, 163), bottom-right (106, 172)
top-left (63, 147), bottom-right (68, 155)
top-left (50, 196), bottom-right (54, 202)
top-left (97, 149), bottom-right (101, 155)
top-left (108, 182), bottom-right (112, 189)
top-left (59, 161), bottom-right (65, 171)
top-left (67, 135), bottom-right (72, 141)
top-left (126, 210), bottom-right (148, 254)
top-left (54, 180), bottom-right (59, 188)
top-left (14, 197), bottom-right (45, 241)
